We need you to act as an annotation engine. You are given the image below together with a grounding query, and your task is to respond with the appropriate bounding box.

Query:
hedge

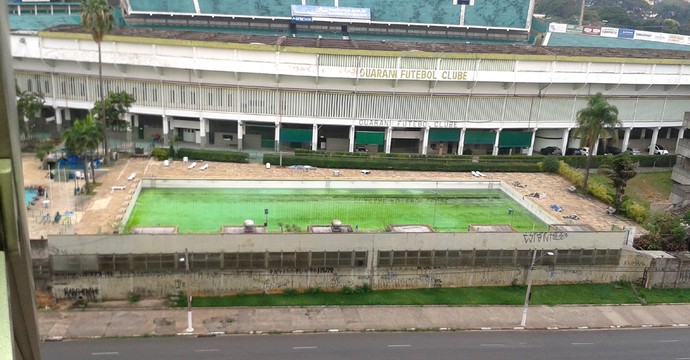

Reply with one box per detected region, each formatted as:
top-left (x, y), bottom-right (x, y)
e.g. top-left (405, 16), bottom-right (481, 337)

top-left (151, 148), bottom-right (169, 161)
top-left (292, 150), bottom-right (545, 163)
top-left (263, 154), bottom-right (541, 172)
top-left (176, 148), bottom-right (249, 163)
top-left (562, 154), bottom-right (675, 168)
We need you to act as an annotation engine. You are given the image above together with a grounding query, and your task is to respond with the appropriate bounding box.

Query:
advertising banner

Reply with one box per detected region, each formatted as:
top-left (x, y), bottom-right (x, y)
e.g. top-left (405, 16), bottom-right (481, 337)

top-left (548, 23), bottom-right (567, 33)
top-left (633, 30), bottom-right (654, 41)
top-left (600, 27), bottom-right (619, 37)
top-left (291, 5), bottom-right (371, 21)
top-left (582, 25), bottom-right (601, 36)
top-left (618, 28), bottom-right (635, 39)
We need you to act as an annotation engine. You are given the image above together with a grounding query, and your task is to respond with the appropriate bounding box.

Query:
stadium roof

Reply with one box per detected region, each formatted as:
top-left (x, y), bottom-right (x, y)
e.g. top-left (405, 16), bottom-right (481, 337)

top-left (40, 25), bottom-right (690, 61)
top-left (126, 0), bottom-right (530, 29)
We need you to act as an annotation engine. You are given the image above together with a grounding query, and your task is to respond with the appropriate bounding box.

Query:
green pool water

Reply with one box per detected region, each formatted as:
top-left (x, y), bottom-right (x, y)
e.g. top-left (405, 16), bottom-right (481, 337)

top-left (124, 188), bottom-right (549, 234)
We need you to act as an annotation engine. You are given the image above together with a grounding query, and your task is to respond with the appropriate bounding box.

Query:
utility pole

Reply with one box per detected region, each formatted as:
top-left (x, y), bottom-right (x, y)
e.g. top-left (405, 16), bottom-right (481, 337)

top-left (182, 248), bottom-right (193, 333)
top-left (579, 0), bottom-right (585, 26)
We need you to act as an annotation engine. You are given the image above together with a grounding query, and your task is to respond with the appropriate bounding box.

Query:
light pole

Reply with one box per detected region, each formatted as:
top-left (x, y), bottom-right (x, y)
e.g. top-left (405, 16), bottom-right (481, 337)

top-left (520, 249), bottom-right (554, 327)
top-left (179, 249), bottom-right (194, 333)
top-left (264, 208), bottom-right (269, 229)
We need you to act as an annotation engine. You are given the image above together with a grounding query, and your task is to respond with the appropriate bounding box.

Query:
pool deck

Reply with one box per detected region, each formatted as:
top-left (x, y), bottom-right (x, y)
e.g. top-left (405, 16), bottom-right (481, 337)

top-left (21, 154), bottom-right (642, 238)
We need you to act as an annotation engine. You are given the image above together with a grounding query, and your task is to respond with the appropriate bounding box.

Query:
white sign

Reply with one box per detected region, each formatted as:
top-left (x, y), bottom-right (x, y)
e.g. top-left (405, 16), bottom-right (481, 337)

top-left (358, 68), bottom-right (470, 81)
top-left (600, 27), bottom-right (619, 37)
top-left (548, 23), bottom-right (567, 33)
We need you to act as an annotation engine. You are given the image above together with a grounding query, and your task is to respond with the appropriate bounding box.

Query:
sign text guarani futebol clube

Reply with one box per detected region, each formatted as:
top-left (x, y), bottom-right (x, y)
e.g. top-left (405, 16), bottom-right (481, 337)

top-left (358, 68), bottom-right (471, 81)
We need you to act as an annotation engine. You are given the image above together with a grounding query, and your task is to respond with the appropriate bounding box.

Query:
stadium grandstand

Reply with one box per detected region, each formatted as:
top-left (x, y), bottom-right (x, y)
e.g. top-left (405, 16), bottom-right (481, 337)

top-left (5, 0), bottom-right (690, 203)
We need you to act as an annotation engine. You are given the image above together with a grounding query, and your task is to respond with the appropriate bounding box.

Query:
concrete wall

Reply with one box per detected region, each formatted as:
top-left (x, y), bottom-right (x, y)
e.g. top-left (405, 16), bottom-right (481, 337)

top-left (644, 255), bottom-right (690, 289)
top-left (47, 230), bottom-right (629, 254)
top-left (49, 249), bottom-right (651, 300)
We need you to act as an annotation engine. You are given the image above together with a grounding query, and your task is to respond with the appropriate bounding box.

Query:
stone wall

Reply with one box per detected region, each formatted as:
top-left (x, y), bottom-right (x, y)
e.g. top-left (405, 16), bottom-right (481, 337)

top-left (644, 254), bottom-right (690, 289)
top-left (50, 249), bottom-right (652, 300)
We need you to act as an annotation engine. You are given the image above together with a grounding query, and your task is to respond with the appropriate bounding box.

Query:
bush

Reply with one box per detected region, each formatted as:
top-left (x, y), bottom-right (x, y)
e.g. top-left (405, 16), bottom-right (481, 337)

top-left (282, 288), bottom-right (298, 296)
top-left (621, 200), bottom-right (648, 223)
top-left (262, 154), bottom-right (542, 173)
top-left (304, 287), bottom-right (321, 295)
top-left (587, 182), bottom-right (614, 205)
top-left (540, 156), bottom-right (561, 173)
top-left (341, 286), bottom-right (354, 295)
top-left (557, 161), bottom-right (584, 186)
top-left (354, 283), bottom-right (372, 294)
top-left (176, 148), bottom-right (249, 163)
top-left (151, 147), bottom-right (169, 160)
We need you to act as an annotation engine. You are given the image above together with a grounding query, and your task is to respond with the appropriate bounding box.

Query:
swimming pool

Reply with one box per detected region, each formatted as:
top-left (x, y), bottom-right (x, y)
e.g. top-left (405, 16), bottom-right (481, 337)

top-left (125, 180), bottom-right (553, 234)
top-left (24, 188), bottom-right (38, 206)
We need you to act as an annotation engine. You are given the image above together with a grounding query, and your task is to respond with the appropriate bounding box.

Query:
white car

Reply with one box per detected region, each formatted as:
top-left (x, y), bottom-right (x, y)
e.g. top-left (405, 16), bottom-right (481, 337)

top-left (650, 144), bottom-right (669, 155)
top-left (626, 148), bottom-right (641, 155)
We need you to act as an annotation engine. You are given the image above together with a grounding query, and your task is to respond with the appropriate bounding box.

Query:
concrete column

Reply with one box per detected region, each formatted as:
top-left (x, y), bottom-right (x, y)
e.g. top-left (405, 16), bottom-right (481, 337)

top-left (592, 137), bottom-right (600, 156)
top-left (492, 129), bottom-right (501, 156)
top-left (527, 128), bottom-right (537, 156)
top-left (125, 113), bottom-right (132, 149)
top-left (457, 128), bottom-right (466, 155)
top-left (312, 123), bottom-right (318, 151)
top-left (237, 121), bottom-right (244, 151)
top-left (349, 125), bottom-right (355, 152)
top-left (561, 128), bottom-right (570, 152)
top-left (54, 107), bottom-right (63, 132)
top-left (666, 127), bottom-right (672, 139)
top-left (133, 114), bottom-right (139, 128)
top-left (64, 108), bottom-right (71, 121)
top-left (621, 128), bottom-right (632, 152)
top-left (649, 127), bottom-right (660, 155)
top-left (199, 117), bottom-right (207, 148)
top-left (385, 126), bottom-right (392, 154)
top-left (274, 123), bottom-right (281, 152)
top-left (421, 127), bottom-right (429, 155)
top-left (676, 127), bottom-right (685, 153)
top-left (162, 116), bottom-right (170, 146)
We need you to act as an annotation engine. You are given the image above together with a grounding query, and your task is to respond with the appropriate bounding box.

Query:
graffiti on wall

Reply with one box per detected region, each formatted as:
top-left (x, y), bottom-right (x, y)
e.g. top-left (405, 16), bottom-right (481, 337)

top-left (59, 286), bottom-right (100, 301)
top-left (523, 232), bottom-right (567, 244)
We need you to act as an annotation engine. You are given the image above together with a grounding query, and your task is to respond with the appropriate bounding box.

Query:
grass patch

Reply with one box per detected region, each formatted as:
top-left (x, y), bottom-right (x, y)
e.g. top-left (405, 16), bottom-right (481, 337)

top-left (637, 287), bottom-right (690, 304)
top-left (126, 188), bottom-right (548, 233)
top-left (184, 283), bottom-right (687, 308)
top-left (590, 171), bottom-right (672, 207)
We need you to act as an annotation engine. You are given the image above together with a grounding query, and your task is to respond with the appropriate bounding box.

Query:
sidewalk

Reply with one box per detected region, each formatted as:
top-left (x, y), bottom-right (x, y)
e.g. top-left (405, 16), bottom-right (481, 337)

top-left (37, 302), bottom-right (690, 340)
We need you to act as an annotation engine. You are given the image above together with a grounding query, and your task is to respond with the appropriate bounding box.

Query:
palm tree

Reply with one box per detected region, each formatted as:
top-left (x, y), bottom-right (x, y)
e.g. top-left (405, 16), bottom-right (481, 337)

top-left (81, 0), bottom-right (114, 161)
top-left (573, 92), bottom-right (622, 191)
top-left (63, 115), bottom-right (104, 193)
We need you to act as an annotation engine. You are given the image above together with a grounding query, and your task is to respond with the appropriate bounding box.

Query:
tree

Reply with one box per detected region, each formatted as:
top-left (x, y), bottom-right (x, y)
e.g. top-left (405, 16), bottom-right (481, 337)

top-left (90, 91), bottom-right (136, 130)
top-left (81, 0), bottom-right (114, 161)
top-left (598, 153), bottom-right (637, 210)
top-left (62, 114), bottom-right (103, 193)
top-left (16, 85), bottom-right (45, 149)
top-left (662, 18), bottom-right (681, 34)
top-left (573, 93), bottom-right (622, 192)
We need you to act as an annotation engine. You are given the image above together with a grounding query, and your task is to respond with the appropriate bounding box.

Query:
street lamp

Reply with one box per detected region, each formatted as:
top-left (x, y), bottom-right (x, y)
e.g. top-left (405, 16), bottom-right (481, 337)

top-left (179, 249), bottom-right (194, 333)
top-left (520, 249), bottom-right (554, 327)
top-left (264, 208), bottom-right (269, 229)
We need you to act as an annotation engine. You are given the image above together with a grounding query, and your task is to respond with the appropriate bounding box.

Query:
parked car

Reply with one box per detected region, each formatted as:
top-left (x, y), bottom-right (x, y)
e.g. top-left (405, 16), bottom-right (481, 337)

top-left (355, 146), bottom-right (368, 152)
top-left (649, 144), bottom-right (669, 155)
top-left (580, 147), bottom-right (589, 156)
top-left (597, 145), bottom-right (621, 155)
top-left (626, 147), bottom-right (641, 155)
top-left (540, 146), bottom-right (562, 155)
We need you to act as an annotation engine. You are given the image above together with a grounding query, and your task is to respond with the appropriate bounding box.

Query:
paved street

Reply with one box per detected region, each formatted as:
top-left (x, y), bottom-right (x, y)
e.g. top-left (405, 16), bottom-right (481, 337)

top-left (38, 302), bottom-right (690, 340)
